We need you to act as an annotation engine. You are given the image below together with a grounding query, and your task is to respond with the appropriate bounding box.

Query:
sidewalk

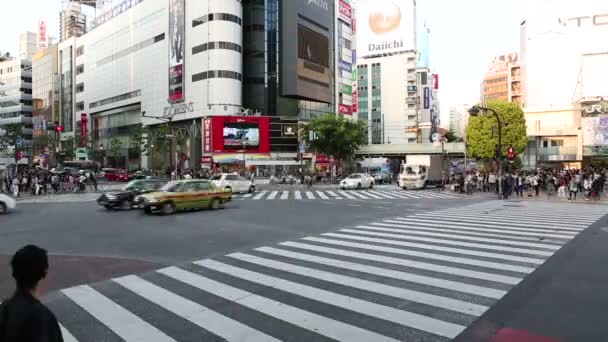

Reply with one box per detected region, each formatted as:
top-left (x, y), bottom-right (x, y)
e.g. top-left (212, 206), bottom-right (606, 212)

top-left (454, 207), bottom-right (608, 342)
top-left (14, 183), bottom-right (123, 201)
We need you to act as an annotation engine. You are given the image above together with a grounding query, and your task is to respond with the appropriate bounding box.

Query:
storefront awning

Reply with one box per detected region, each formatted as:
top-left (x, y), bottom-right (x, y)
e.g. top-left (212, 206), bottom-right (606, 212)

top-left (212, 153), bottom-right (271, 164)
top-left (246, 160), bottom-right (300, 166)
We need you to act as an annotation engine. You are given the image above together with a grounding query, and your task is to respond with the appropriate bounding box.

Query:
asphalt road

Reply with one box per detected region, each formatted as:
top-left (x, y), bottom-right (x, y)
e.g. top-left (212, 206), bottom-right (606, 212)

top-left (0, 188), bottom-right (477, 297)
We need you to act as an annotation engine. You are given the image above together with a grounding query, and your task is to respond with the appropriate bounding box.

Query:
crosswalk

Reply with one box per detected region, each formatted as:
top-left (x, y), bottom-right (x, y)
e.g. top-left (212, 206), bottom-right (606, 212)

top-left (49, 201), bottom-right (607, 341)
top-left (237, 189), bottom-right (459, 201)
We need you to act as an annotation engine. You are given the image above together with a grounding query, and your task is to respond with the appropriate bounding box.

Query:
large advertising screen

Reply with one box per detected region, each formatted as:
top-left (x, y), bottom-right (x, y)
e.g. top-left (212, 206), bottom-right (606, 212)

top-left (223, 123), bottom-right (260, 149)
top-left (168, 0), bottom-right (185, 103)
top-left (356, 0), bottom-right (415, 57)
top-left (281, 0), bottom-right (333, 103)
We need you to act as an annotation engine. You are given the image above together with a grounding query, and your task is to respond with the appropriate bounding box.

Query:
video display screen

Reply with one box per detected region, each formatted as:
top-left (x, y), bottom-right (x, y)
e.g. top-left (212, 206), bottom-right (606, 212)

top-left (298, 25), bottom-right (329, 68)
top-left (223, 123), bottom-right (260, 149)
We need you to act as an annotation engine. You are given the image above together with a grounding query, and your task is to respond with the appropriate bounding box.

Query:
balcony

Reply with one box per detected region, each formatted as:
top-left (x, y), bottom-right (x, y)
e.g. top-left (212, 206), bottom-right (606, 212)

top-left (537, 146), bottom-right (578, 162)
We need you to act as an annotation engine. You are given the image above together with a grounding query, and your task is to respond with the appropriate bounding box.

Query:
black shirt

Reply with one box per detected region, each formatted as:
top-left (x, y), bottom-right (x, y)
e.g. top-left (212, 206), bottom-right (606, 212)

top-left (0, 291), bottom-right (64, 342)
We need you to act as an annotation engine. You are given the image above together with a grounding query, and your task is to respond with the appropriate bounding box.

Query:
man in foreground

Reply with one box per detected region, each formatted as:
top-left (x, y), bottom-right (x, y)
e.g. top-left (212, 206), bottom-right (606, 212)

top-left (0, 245), bottom-right (63, 342)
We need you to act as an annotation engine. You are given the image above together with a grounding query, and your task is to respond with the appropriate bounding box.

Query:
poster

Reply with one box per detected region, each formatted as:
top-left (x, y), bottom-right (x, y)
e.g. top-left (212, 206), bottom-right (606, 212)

top-left (168, 0), bottom-right (185, 103)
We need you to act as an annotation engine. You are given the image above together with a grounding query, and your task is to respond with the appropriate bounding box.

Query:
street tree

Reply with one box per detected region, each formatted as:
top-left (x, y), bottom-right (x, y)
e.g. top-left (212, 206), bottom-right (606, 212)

top-left (129, 123), bottom-right (145, 168)
top-left (466, 100), bottom-right (527, 160)
top-left (0, 123), bottom-right (24, 147)
top-left (109, 137), bottom-right (123, 167)
top-left (301, 114), bottom-right (366, 166)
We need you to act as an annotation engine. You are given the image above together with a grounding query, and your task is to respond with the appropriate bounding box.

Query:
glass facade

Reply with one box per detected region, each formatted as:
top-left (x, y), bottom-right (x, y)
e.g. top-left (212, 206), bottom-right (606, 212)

top-left (371, 63), bottom-right (382, 144)
top-left (60, 46), bottom-right (74, 133)
top-left (357, 64), bottom-right (369, 143)
top-left (242, 0), bottom-right (333, 120)
top-left (32, 46), bottom-right (59, 156)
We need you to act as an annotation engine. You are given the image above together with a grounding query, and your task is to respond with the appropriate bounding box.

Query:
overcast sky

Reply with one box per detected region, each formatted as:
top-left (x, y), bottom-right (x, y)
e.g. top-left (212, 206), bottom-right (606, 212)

top-left (0, 0), bottom-right (527, 126)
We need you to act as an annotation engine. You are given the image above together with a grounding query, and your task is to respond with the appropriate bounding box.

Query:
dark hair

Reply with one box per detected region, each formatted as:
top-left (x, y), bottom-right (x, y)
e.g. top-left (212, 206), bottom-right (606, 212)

top-left (11, 245), bottom-right (49, 290)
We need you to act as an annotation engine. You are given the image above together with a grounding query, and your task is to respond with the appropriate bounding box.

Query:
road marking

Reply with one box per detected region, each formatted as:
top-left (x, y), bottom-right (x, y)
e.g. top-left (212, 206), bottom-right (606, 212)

top-left (291, 239), bottom-right (522, 285)
top-left (253, 191), bottom-right (267, 200)
top-left (305, 191), bottom-right (315, 199)
top-left (326, 190), bottom-right (343, 199)
top-left (407, 215), bottom-right (586, 231)
top-left (197, 259), bottom-right (466, 339)
top-left (280, 191), bottom-right (289, 200)
top-left (242, 193), bottom-right (253, 198)
top-left (338, 190), bottom-right (357, 199)
top-left (360, 191), bottom-right (383, 199)
top-left (229, 252), bottom-right (488, 315)
top-left (159, 266), bottom-right (399, 342)
top-left (402, 192), bottom-right (424, 198)
top-left (354, 225), bottom-right (562, 250)
top-left (349, 191), bottom-right (371, 199)
top-left (256, 246), bottom-right (507, 299)
top-left (367, 190), bottom-right (397, 199)
top-left (294, 191), bottom-right (302, 200)
top-left (60, 324), bottom-right (79, 342)
top-left (62, 285), bottom-right (176, 341)
top-left (316, 191), bottom-right (330, 200)
top-left (431, 210), bottom-right (601, 223)
top-left (329, 231), bottom-right (554, 257)
top-left (380, 221), bottom-right (575, 240)
top-left (380, 191), bottom-right (413, 199)
top-left (267, 191), bottom-right (278, 200)
top-left (114, 275), bottom-right (278, 342)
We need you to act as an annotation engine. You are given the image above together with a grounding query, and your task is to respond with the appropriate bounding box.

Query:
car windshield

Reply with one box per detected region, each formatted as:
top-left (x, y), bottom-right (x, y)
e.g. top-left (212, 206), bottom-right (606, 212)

top-left (122, 180), bottom-right (141, 191)
top-left (348, 174), bottom-right (361, 179)
top-left (159, 181), bottom-right (180, 192)
top-left (210, 175), bottom-right (223, 181)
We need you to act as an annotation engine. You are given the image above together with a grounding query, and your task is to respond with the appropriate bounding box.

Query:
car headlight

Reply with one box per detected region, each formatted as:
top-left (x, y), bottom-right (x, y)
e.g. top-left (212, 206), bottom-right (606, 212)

top-left (146, 198), bottom-right (160, 203)
top-left (134, 195), bottom-right (143, 202)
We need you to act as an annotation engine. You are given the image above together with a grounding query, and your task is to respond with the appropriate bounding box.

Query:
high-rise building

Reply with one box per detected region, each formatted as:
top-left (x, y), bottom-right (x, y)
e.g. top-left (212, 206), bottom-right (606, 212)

top-left (448, 104), bottom-right (471, 138)
top-left (32, 44), bottom-right (60, 165)
top-left (335, 0), bottom-right (355, 117)
top-left (19, 32), bottom-right (39, 60)
top-left (60, 2), bottom-right (87, 41)
top-left (0, 57), bottom-right (34, 161)
top-left (481, 52), bottom-right (520, 103)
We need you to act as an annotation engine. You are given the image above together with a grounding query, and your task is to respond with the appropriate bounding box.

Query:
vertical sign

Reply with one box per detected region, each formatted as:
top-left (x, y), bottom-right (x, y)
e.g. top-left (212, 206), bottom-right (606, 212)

top-left (433, 74), bottom-right (439, 90)
top-left (203, 118), bottom-right (212, 153)
top-left (339, 104), bottom-right (352, 115)
top-left (38, 20), bottom-right (48, 49)
top-left (423, 87), bottom-right (430, 109)
top-left (352, 90), bottom-right (358, 113)
top-left (80, 113), bottom-right (88, 147)
top-left (338, 0), bottom-right (352, 23)
top-left (168, 0), bottom-right (185, 103)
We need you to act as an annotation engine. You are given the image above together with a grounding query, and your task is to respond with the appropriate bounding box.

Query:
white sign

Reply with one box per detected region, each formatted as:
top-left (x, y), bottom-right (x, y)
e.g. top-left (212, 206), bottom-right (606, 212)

top-left (307, 0), bottom-right (329, 11)
top-left (356, 0), bottom-right (415, 57)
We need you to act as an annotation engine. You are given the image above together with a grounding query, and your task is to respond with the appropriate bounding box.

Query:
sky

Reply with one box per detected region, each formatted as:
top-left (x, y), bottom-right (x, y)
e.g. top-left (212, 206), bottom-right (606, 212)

top-left (0, 0), bottom-right (526, 126)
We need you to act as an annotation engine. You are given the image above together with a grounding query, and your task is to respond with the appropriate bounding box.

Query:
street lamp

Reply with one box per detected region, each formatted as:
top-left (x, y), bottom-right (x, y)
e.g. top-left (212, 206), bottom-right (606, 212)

top-left (468, 105), bottom-right (504, 198)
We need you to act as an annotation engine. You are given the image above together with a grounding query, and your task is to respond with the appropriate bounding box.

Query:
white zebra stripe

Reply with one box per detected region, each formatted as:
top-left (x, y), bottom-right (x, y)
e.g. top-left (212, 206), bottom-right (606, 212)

top-left (253, 191), bottom-right (268, 200)
top-left (60, 324), bottom-right (79, 342)
top-left (280, 191), bottom-right (289, 200)
top-left (305, 191), bottom-right (316, 199)
top-left (316, 191), bottom-right (330, 200)
top-left (294, 191), bottom-right (302, 200)
top-left (267, 191), bottom-right (278, 200)
top-left (338, 190), bottom-right (358, 199)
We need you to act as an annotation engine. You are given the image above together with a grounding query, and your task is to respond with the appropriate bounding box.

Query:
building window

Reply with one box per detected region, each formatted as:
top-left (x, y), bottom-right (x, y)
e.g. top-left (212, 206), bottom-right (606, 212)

top-left (76, 46), bottom-right (84, 57)
top-left (89, 90), bottom-right (141, 109)
top-left (192, 13), bottom-right (242, 27)
top-left (76, 83), bottom-right (84, 93)
top-left (192, 41), bottom-right (242, 55)
top-left (76, 64), bottom-right (84, 75)
top-left (96, 34), bottom-right (165, 67)
top-left (76, 101), bottom-right (85, 111)
top-left (192, 70), bottom-right (242, 82)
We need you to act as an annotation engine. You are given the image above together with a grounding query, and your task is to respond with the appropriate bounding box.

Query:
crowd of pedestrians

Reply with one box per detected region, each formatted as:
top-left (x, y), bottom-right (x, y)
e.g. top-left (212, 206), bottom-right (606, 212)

top-left (450, 168), bottom-right (607, 201)
top-left (1, 169), bottom-right (97, 197)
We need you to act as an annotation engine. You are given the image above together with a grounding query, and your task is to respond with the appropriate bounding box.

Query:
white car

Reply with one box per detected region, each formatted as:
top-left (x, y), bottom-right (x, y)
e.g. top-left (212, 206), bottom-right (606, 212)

top-left (0, 193), bottom-right (17, 214)
top-left (340, 173), bottom-right (374, 190)
top-left (210, 173), bottom-right (255, 193)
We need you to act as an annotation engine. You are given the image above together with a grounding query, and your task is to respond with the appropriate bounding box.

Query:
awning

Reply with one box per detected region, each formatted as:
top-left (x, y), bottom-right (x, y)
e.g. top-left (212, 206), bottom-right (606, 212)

top-left (212, 153), bottom-right (271, 164)
top-left (246, 160), bottom-right (300, 166)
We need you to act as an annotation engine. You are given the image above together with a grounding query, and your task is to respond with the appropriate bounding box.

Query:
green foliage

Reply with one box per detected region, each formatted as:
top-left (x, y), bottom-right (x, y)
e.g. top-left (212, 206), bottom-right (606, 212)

top-left (301, 114), bottom-right (366, 164)
top-left (466, 100), bottom-right (527, 160)
top-left (130, 123), bottom-right (145, 157)
top-left (109, 137), bottom-right (123, 157)
top-left (0, 123), bottom-right (24, 146)
top-left (63, 136), bottom-right (76, 159)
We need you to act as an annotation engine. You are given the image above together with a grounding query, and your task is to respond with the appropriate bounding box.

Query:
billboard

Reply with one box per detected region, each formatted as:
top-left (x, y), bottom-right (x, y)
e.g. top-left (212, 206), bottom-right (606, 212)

top-left (356, 0), bottom-right (415, 57)
top-left (338, 0), bottom-right (352, 23)
top-left (423, 87), bottom-right (430, 109)
top-left (38, 20), bottom-right (48, 49)
top-left (583, 116), bottom-right (608, 146)
top-left (210, 116), bottom-right (270, 153)
top-left (339, 60), bottom-right (352, 73)
top-left (416, 26), bottom-right (430, 67)
top-left (281, 0), bottom-right (333, 103)
top-left (168, 0), bottom-right (185, 103)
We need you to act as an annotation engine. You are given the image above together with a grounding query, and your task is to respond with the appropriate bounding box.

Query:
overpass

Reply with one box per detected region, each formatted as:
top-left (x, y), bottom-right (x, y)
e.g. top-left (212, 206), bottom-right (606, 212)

top-left (355, 143), bottom-right (466, 158)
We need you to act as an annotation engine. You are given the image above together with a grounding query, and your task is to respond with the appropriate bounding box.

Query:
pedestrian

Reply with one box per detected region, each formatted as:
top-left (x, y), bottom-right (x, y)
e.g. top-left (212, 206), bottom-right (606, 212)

top-left (516, 173), bottom-right (524, 197)
top-left (0, 245), bottom-right (64, 342)
top-left (89, 173), bottom-right (98, 192)
top-left (12, 177), bottom-right (20, 197)
top-left (568, 178), bottom-right (578, 201)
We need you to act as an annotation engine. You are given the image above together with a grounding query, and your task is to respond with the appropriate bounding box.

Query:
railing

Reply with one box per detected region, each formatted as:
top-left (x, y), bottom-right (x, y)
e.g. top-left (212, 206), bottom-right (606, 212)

top-left (537, 146), bottom-right (578, 161)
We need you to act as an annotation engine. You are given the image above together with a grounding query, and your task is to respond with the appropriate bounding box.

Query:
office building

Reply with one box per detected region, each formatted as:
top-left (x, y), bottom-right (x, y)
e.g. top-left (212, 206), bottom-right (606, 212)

top-left (335, 0), bottom-right (355, 117)
top-left (19, 32), bottom-right (39, 60)
top-left (481, 52), bottom-right (521, 104)
top-left (32, 44), bottom-right (60, 165)
top-left (60, 2), bottom-right (87, 41)
top-left (0, 57), bottom-right (33, 160)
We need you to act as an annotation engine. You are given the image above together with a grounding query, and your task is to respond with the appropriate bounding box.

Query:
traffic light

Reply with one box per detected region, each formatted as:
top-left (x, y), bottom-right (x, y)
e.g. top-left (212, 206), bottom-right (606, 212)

top-left (56, 122), bottom-right (63, 133)
top-left (14, 150), bottom-right (22, 161)
top-left (507, 145), bottom-right (516, 160)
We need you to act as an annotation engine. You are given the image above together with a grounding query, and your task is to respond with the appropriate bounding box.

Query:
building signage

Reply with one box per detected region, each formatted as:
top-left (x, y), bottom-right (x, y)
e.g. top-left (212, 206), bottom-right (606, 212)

top-left (201, 156), bottom-right (212, 164)
top-left (163, 102), bottom-right (195, 118)
top-left (338, 104), bottom-right (352, 115)
top-left (423, 87), bottom-right (430, 109)
top-left (352, 90), bottom-right (358, 112)
top-left (407, 85), bottom-right (417, 92)
top-left (80, 113), bottom-right (88, 147)
top-left (352, 50), bottom-right (356, 63)
top-left (560, 13), bottom-right (608, 28)
top-left (282, 124), bottom-right (297, 136)
top-left (307, 0), bottom-right (329, 11)
top-left (203, 118), bottom-right (212, 153)
top-left (342, 84), bottom-right (352, 95)
top-left (583, 102), bottom-right (608, 116)
top-left (168, 0), bottom-right (185, 103)
top-left (338, 0), bottom-right (352, 22)
top-left (38, 20), bottom-right (48, 49)
top-left (433, 74), bottom-right (439, 90)
top-left (406, 97), bottom-right (417, 104)
top-left (339, 60), bottom-right (352, 73)
top-left (405, 126), bottom-right (418, 133)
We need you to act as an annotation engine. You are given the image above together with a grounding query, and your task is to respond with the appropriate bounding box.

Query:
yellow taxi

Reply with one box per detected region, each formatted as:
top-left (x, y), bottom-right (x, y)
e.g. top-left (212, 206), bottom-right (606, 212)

top-left (140, 179), bottom-right (232, 215)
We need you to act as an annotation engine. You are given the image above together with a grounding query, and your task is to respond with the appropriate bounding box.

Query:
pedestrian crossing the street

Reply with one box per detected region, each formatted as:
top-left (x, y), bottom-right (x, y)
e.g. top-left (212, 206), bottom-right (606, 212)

top-left (49, 201), bottom-right (608, 341)
top-left (237, 189), bottom-right (459, 201)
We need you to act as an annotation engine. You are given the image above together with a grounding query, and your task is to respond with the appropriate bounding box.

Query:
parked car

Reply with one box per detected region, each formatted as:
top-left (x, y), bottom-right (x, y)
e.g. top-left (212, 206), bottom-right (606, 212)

top-left (140, 179), bottom-right (232, 215)
top-left (372, 172), bottom-right (390, 184)
top-left (340, 173), bottom-right (374, 190)
top-left (104, 169), bottom-right (131, 182)
top-left (97, 179), bottom-right (166, 210)
top-left (210, 173), bottom-right (255, 193)
top-left (0, 193), bottom-right (17, 214)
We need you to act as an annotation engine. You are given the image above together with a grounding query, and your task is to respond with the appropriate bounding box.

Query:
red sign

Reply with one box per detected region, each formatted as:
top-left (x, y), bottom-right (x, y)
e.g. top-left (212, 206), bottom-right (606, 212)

top-left (38, 20), bottom-right (48, 49)
top-left (209, 116), bottom-right (271, 153)
top-left (433, 74), bottom-right (439, 90)
top-left (80, 113), bottom-right (88, 147)
top-left (203, 118), bottom-right (212, 153)
top-left (338, 0), bottom-right (352, 22)
top-left (338, 104), bottom-right (352, 115)
top-left (352, 91), bottom-right (358, 113)
top-left (316, 154), bottom-right (330, 164)
top-left (201, 156), bottom-right (212, 164)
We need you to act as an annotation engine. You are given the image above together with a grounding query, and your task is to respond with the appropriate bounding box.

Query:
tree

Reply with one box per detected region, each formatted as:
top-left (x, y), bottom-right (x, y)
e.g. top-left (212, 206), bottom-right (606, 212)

top-left (129, 123), bottom-right (145, 167)
top-left (300, 114), bottom-right (366, 166)
top-left (466, 100), bottom-right (527, 160)
top-left (0, 123), bottom-right (24, 147)
top-left (63, 136), bottom-right (76, 160)
top-left (109, 137), bottom-right (123, 168)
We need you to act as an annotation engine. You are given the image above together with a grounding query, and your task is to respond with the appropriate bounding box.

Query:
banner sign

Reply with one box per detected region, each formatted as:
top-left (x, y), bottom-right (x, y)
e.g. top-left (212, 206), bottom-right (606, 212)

top-left (80, 113), bottom-right (88, 147)
top-left (338, 104), bottom-right (352, 115)
top-left (342, 84), bottom-right (352, 95)
top-left (38, 20), bottom-right (48, 49)
top-left (338, 0), bottom-right (352, 23)
top-left (203, 118), bottom-right (212, 153)
top-left (352, 90), bottom-right (358, 113)
top-left (339, 60), bottom-right (352, 73)
top-left (433, 74), bottom-right (439, 90)
top-left (168, 0), bottom-right (185, 103)
top-left (423, 87), bottom-right (430, 109)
